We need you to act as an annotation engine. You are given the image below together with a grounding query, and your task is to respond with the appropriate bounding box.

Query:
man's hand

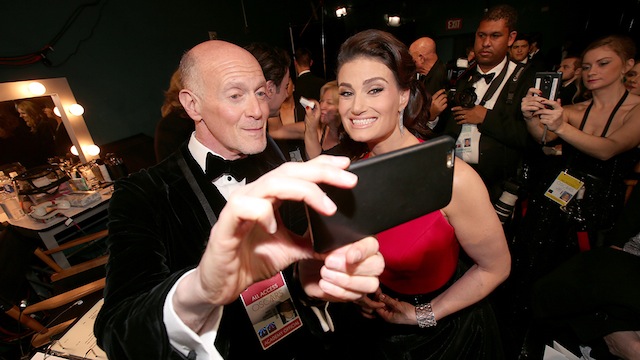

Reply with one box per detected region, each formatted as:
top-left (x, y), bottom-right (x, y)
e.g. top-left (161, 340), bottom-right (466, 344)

top-left (453, 105), bottom-right (487, 125)
top-left (297, 237), bottom-right (384, 302)
top-left (191, 155), bottom-right (361, 306)
top-left (429, 89), bottom-right (448, 121)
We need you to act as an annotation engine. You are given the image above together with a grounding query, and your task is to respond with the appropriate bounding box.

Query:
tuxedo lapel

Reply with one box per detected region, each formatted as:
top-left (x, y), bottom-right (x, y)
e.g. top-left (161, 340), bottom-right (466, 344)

top-left (178, 145), bottom-right (228, 219)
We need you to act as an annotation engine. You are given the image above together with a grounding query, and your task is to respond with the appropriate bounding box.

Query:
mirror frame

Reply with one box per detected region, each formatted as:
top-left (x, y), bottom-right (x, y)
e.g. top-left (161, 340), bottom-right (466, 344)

top-left (0, 77), bottom-right (96, 163)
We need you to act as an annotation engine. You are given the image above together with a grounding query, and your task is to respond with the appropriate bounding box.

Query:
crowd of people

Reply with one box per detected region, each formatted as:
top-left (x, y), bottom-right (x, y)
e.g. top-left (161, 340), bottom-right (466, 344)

top-left (105, 3), bottom-right (640, 360)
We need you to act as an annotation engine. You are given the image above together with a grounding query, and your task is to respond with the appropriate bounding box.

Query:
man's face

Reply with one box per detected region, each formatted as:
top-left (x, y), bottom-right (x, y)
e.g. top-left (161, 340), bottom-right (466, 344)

top-left (474, 19), bottom-right (515, 70)
top-left (408, 46), bottom-right (426, 74)
top-left (558, 58), bottom-right (579, 82)
top-left (186, 47), bottom-right (270, 159)
top-left (510, 40), bottom-right (530, 62)
top-left (267, 68), bottom-right (290, 117)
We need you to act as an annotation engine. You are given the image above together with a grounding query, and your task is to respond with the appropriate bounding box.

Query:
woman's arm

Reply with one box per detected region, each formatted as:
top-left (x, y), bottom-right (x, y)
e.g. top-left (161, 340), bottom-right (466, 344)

top-left (430, 159), bottom-right (511, 321)
top-left (543, 101), bottom-right (640, 160)
top-left (373, 159), bottom-right (511, 326)
top-left (303, 100), bottom-right (323, 159)
top-left (268, 121), bottom-right (305, 140)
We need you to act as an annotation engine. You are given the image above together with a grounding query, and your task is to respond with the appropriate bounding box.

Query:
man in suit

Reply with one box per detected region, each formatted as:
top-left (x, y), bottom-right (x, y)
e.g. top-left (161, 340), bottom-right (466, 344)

top-left (293, 48), bottom-right (326, 123)
top-left (94, 40), bottom-right (384, 360)
top-left (557, 54), bottom-right (583, 105)
top-left (409, 36), bottom-right (450, 133)
top-left (443, 4), bottom-right (535, 202)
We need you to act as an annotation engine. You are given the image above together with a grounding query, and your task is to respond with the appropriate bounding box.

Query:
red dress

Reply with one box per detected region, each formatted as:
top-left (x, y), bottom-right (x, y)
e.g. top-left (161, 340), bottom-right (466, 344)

top-left (378, 210), bottom-right (459, 295)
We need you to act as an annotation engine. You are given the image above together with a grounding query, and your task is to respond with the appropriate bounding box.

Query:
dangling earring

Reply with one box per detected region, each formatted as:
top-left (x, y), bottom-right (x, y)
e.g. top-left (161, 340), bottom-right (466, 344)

top-left (399, 110), bottom-right (405, 134)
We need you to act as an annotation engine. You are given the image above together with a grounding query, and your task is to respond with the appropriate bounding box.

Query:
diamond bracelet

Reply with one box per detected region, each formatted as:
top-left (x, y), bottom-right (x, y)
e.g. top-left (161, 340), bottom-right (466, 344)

top-left (415, 302), bottom-right (437, 328)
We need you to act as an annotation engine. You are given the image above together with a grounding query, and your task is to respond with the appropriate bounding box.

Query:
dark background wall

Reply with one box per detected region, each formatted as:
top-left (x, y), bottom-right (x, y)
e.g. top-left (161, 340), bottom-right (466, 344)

top-left (1, 0), bottom-right (638, 150)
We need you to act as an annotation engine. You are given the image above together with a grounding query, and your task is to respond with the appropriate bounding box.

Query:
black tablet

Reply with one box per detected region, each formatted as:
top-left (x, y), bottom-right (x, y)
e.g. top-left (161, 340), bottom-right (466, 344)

top-left (308, 135), bottom-right (456, 253)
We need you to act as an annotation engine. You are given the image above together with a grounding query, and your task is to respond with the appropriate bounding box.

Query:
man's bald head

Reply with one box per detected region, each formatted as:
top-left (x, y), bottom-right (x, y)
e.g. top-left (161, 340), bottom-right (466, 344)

top-left (177, 40), bottom-right (270, 159)
top-left (179, 40), bottom-right (261, 97)
top-left (409, 37), bottom-right (438, 74)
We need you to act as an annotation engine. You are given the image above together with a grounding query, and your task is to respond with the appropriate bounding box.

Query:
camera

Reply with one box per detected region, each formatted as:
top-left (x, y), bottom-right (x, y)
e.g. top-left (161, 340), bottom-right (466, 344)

top-left (447, 87), bottom-right (477, 108)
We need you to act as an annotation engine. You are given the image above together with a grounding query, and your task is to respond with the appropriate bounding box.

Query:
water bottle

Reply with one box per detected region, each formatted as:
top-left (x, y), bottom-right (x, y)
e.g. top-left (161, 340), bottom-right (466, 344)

top-left (0, 171), bottom-right (25, 220)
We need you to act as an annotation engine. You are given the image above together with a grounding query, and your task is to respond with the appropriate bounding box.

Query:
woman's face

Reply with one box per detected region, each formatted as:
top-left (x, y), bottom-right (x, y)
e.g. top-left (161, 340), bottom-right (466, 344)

top-left (17, 107), bottom-right (36, 128)
top-left (319, 87), bottom-right (339, 125)
top-left (581, 46), bottom-right (632, 91)
top-left (337, 57), bottom-right (408, 145)
top-left (624, 62), bottom-right (640, 95)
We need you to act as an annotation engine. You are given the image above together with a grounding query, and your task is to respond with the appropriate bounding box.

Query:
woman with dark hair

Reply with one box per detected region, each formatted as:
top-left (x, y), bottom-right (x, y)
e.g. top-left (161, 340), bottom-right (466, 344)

top-left (331, 29), bottom-right (511, 359)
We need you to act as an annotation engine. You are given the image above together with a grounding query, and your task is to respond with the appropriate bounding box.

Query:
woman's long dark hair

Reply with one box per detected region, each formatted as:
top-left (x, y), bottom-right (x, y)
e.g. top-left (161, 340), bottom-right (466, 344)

top-left (337, 29), bottom-right (433, 139)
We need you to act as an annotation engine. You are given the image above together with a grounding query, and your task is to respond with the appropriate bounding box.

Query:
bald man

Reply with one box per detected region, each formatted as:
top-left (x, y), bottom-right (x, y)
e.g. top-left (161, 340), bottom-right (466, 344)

top-left (94, 40), bottom-right (384, 360)
top-left (409, 36), bottom-right (450, 130)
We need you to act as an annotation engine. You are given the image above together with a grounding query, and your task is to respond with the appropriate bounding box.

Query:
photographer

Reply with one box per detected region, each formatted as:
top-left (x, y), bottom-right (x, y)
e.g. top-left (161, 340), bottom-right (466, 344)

top-left (441, 4), bottom-right (536, 204)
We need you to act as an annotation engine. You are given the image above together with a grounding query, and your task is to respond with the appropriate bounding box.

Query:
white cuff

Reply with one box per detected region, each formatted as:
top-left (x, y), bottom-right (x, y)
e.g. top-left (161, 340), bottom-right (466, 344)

top-left (163, 269), bottom-right (224, 360)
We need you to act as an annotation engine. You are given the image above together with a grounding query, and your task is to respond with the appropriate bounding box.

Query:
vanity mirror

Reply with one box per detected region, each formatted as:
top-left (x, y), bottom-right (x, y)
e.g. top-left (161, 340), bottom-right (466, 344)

top-left (0, 78), bottom-right (97, 169)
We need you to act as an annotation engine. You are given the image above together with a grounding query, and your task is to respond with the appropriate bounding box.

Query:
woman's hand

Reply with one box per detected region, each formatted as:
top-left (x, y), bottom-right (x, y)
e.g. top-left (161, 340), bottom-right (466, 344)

top-left (304, 99), bottom-right (321, 133)
top-left (374, 292), bottom-right (419, 326)
top-left (521, 87), bottom-right (564, 130)
top-left (353, 288), bottom-right (386, 319)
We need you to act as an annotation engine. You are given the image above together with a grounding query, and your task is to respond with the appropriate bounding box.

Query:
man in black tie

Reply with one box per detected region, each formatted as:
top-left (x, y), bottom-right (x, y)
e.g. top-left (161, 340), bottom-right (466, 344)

top-left (409, 36), bottom-right (450, 134)
top-left (442, 4), bottom-right (536, 203)
top-left (94, 40), bottom-right (384, 360)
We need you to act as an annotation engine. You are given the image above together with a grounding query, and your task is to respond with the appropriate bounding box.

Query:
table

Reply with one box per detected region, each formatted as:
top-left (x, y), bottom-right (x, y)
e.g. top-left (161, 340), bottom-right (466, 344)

top-left (7, 187), bottom-right (112, 269)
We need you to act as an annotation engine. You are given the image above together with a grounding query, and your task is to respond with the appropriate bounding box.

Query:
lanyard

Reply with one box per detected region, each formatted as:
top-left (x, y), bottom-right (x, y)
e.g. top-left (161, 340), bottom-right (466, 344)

top-left (478, 60), bottom-right (510, 106)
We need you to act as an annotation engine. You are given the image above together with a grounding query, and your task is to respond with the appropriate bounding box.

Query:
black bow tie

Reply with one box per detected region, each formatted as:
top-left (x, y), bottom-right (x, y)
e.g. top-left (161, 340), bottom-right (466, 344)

top-left (205, 152), bottom-right (256, 182)
top-left (471, 71), bottom-right (495, 84)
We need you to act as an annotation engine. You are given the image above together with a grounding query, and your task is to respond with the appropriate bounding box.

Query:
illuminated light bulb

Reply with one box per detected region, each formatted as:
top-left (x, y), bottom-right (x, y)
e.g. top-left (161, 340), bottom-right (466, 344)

top-left (70, 145), bottom-right (79, 156)
top-left (28, 82), bottom-right (46, 95)
top-left (387, 16), bottom-right (401, 27)
top-left (69, 104), bottom-right (85, 116)
top-left (84, 144), bottom-right (100, 156)
top-left (336, 7), bottom-right (347, 17)
top-left (53, 107), bottom-right (61, 117)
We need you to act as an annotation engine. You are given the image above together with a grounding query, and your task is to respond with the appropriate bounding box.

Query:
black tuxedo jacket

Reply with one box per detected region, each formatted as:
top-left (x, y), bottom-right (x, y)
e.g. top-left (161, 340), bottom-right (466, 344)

top-left (443, 61), bottom-right (536, 201)
top-left (294, 72), bottom-right (326, 123)
top-left (418, 59), bottom-right (449, 97)
top-left (95, 139), bottom-right (329, 359)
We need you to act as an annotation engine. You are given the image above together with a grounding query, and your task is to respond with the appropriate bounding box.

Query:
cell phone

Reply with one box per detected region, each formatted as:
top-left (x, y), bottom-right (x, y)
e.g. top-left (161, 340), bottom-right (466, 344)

top-left (534, 72), bottom-right (561, 101)
top-left (307, 135), bottom-right (456, 253)
top-left (299, 96), bottom-right (315, 109)
top-left (534, 72), bottom-right (561, 144)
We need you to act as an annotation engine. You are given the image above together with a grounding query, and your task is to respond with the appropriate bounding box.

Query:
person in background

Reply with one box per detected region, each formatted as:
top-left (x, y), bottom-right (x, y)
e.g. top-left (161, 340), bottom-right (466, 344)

top-left (266, 73), bottom-right (307, 162)
top-left (94, 39), bottom-right (384, 360)
top-left (42, 101), bottom-right (73, 158)
top-left (442, 4), bottom-right (536, 203)
top-left (624, 59), bottom-right (640, 95)
top-left (409, 36), bottom-right (448, 132)
top-left (268, 74), bottom-right (297, 127)
top-left (528, 31), bottom-right (552, 71)
top-left (557, 54), bottom-right (585, 105)
top-left (293, 47), bottom-right (326, 124)
top-left (531, 184), bottom-right (640, 360)
top-left (514, 34), bottom-right (640, 358)
top-left (15, 100), bottom-right (55, 166)
top-left (302, 80), bottom-right (366, 159)
top-left (509, 32), bottom-right (531, 65)
top-left (154, 69), bottom-right (194, 163)
top-left (246, 42), bottom-right (305, 162)
top-left (330, 29), bottom-right (511, 360)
